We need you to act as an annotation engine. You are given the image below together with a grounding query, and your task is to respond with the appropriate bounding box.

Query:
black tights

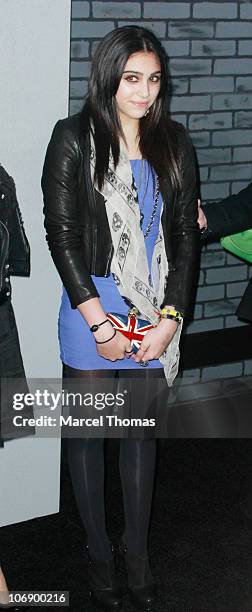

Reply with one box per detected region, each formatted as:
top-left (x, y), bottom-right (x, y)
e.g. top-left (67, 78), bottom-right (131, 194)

top-left (64, 365), bottom-right (161, 560)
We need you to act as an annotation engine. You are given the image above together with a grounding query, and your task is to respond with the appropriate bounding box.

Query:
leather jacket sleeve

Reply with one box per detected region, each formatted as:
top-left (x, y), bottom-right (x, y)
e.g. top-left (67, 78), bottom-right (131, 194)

top-left (41, 120), bottom-right (99, 308)
top-left (163, 127), bottom-right (200, 317)
top-left (0, 165), bottom-right (30, 303)
top-left (203, 181), bottom-right (252, 238)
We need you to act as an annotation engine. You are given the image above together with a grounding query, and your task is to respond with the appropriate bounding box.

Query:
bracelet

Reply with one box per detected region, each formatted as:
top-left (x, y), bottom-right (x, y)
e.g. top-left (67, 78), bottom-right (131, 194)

top-left (95, 329), bottom-right (117, 344)
top-left (160, 307), bottom-right (183, 324)
top-left (90, 318), bottom-right (111, 333)
top-left (161, 313), bottom-right (181, 324)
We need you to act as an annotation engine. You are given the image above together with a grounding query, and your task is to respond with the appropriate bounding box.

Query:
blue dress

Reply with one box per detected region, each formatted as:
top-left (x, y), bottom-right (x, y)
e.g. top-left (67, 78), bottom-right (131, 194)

top-left (59, 160), bottom-right (163, 370)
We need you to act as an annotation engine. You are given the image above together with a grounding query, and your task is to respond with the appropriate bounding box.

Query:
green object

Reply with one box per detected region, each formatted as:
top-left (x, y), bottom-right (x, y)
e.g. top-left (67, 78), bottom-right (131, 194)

top-left (221, 229), bottom-right (252, 263)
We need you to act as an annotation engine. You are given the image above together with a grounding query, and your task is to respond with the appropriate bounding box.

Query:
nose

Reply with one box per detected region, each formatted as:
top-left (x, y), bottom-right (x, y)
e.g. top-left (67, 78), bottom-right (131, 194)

top-left (138, 79), bottom-right (150, 99)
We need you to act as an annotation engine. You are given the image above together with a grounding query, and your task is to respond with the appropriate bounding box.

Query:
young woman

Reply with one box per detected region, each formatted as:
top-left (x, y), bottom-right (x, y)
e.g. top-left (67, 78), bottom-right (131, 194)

top-left (42, 26), bottom-right (199, 612)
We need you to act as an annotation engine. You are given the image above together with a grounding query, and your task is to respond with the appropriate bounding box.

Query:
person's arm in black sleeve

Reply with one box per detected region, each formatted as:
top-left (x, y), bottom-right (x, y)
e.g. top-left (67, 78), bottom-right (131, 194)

top-left (41, 119), bottom-right (99, 308)
top-left (203, 182), bottom-right (252, 239)
top-left (163, 127), bottom-right (201, 318)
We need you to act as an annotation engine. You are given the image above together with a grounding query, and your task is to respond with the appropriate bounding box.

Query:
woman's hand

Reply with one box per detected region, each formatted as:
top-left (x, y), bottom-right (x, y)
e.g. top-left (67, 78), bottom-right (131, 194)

top-left (94, 321), bottom-right (133, 361)
top-left (77, 298), bottom-right (132, 361)
top-left (134, 318), bottom-right (178, 364)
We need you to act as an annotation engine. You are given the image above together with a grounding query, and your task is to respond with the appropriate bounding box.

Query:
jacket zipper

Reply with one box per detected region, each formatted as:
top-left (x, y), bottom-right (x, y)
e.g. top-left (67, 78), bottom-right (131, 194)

top-left (104, 244), bottom-right (113, 276)
top-left (90, 179), bottom-right (113, 275)
top-left (90, 182), bottom-right (97, 270)
top-left (82, 134), bottom-right (120, 276)
top-left (0, 220), bottom-right (9, 292)
top-left (82, 134), bottom-right (98, 270)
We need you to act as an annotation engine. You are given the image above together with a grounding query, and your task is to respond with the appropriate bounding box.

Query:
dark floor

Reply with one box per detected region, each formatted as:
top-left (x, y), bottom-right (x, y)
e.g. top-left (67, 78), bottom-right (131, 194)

top-left (2, 436), bottom-right (252, 612)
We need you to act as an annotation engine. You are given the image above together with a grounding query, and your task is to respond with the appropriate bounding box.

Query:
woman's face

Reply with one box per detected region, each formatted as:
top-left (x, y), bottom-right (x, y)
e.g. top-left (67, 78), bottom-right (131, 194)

top-left (115, 51), bottom-right (161, 123)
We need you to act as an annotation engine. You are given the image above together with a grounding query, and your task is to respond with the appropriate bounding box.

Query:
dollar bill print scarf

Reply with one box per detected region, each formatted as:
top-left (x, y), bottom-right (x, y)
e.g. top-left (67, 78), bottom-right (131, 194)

top-left (89, 133), bottom-right (182, 386)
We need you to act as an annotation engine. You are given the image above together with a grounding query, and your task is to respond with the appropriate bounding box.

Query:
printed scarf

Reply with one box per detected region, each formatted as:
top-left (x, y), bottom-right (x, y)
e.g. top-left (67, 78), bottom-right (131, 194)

top-left (89, 134), bottom-right (182, 386)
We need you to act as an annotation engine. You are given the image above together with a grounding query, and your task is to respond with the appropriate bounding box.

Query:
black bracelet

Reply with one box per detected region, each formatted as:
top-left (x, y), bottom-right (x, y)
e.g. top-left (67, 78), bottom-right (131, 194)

top-left (90, 318), bottom-right (111, 333)
top-left (95, 328), bottom-right (117, 344)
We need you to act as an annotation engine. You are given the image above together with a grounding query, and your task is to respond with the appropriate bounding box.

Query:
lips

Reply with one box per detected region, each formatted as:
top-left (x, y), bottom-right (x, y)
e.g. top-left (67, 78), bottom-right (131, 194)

top-left (131, 101), bottom-right (149, 108)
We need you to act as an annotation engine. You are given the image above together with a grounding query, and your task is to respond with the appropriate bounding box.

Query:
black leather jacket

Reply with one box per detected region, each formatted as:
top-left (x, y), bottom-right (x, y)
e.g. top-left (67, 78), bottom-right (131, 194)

top-left (0, 166), bottom-right (30, 305)
top-left (42, 113), bottom-right (200, 317)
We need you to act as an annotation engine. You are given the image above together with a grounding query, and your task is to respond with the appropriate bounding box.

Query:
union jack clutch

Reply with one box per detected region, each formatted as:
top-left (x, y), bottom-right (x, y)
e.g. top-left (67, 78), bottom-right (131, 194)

top-left (106, 309), bottom-right (155, 353)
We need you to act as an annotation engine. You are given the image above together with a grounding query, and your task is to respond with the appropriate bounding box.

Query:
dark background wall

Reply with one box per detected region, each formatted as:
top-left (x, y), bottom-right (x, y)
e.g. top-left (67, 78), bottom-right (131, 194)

top-left (69, 0), bottom-right (252, 380)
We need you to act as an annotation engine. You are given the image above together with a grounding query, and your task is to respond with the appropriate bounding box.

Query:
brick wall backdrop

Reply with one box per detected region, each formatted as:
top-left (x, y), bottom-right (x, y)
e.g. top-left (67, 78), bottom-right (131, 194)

top-left (69, 0), bottom-right (252, 380)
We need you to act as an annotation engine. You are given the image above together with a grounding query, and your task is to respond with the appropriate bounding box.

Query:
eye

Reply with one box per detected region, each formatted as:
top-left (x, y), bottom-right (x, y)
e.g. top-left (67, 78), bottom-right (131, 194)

top-left (124, 75), bottom-right (138, 82)
top-left (150, 75), bottom-right (161, 83)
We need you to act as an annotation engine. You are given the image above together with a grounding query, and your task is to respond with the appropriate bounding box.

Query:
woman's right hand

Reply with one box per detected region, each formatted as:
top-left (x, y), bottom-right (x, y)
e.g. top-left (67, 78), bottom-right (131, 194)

top-left (94, 321), bottom-right (132, 361)
top-left (77, 298), bottom-right (132, 361)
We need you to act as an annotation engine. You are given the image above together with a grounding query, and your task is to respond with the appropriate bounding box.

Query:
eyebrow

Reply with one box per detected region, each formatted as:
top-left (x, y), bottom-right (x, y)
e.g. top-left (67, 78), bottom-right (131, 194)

top-left (122, 70), bottom-right (161, 75)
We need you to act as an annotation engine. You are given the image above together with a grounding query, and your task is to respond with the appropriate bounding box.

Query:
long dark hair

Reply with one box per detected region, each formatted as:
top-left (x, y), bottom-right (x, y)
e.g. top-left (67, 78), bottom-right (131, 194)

top-left (80, 26), bottom-right (182, 190)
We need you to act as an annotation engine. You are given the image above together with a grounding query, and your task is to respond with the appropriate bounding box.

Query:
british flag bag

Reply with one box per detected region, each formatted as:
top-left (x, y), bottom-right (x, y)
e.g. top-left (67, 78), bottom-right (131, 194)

top-left (106, 307), bottom-right (155, 354)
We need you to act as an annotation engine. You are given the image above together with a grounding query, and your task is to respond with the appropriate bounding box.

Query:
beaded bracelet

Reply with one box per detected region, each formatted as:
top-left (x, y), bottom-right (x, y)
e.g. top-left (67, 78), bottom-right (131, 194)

top-left (90, 318), bottom-right (111, 333)
top-left (160, 307), bottom-right (183, 324)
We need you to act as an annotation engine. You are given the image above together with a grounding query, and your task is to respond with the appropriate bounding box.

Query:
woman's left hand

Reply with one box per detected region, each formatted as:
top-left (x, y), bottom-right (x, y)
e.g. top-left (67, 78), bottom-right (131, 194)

top-left (134, 318), bottom-right (178, 364)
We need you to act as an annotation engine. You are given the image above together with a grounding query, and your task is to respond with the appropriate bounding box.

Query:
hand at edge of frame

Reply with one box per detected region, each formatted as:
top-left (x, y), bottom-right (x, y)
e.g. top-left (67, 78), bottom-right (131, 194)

top-left (197, 198), bottom-right (208, 231)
